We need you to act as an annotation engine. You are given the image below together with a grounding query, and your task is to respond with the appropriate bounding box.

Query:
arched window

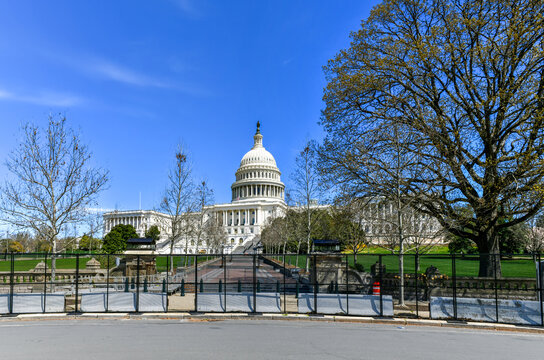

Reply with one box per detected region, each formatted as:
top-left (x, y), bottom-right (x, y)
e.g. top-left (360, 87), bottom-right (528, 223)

top-left (231, 238), bottom-right (235, 244)
top-left (239, 238), bottom-right (243, 244)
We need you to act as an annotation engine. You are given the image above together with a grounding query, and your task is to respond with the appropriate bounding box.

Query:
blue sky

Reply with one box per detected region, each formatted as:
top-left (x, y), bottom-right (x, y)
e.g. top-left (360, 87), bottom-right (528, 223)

top-left (0, 0), bottom-right (379, 211)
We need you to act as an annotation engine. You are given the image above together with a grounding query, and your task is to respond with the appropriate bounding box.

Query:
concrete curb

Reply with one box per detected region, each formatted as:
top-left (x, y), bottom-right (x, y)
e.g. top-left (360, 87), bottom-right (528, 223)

top-left (1, 312), bottom-right (543, 334)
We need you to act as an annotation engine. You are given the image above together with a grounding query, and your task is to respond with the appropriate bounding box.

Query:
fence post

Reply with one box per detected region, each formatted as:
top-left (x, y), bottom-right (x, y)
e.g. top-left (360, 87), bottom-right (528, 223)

top-left (414, 253), bottom-right (419, 318)
top-left (452, 253), bottom-right (457, 320)
top-left (9, 252), bottom-right (14, 314)
top-left (136, 255), bottom-right (140, 313)
top-left (194, 255), bottom-right (198, 312)
top-left (43, 252), bottom-right (47, 313)
top-left (253, 254), bottom-right (257, 313)
top-left (283, 253), bottom-right (286, 314)
top-left (165, 255), bottom-right (169, 313)
top-left (75, 254), bottom-right (80, 313)
top-left (106, 254), bottom-right (110, 312)
top-left (379, 255), bottom-right (383, 317)
top-left (493, 253), bottom-right (499, 323)
top-left (345, 254), bottom-right (349, 315)
top-left (539, 252), bottom-right (543, 327)
top-left (313, 254), bottom-right (318, 314)
top-left (223, 254), bottom-right (227, 313)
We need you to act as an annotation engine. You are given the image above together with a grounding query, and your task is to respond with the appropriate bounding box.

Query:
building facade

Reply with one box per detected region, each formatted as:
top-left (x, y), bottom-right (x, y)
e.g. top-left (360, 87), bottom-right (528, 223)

top-left (103, 123), bottom-right (286, 254)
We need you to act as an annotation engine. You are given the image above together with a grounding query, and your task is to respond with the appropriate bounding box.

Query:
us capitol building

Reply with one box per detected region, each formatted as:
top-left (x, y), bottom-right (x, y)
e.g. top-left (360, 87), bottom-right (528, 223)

top-left (103, 123), bottom-right (287, 254)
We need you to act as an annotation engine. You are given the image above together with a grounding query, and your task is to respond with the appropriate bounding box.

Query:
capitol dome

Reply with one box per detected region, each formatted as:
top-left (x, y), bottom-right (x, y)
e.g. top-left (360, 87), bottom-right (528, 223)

top-left (231, 123), bottom-right (285, 203)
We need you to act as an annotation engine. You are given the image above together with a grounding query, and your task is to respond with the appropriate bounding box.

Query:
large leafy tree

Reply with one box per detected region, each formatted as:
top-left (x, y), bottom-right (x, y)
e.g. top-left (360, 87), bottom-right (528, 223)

top-left (102, 224), bottom-right (138, 254)
top-left (321, 0), bottom-right (544, 277)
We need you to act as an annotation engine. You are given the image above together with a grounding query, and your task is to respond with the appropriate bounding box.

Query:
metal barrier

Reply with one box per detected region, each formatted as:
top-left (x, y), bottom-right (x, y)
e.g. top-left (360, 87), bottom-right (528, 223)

top-left (0, 252), bottom-right (542, 326)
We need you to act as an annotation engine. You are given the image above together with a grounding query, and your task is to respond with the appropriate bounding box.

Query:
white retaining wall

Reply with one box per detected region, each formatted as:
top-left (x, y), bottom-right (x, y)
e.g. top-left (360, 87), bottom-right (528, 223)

top-left (0, 293), bottom-right (65, 314)
top-left (430, 296), bottom-right (543, 325)
top-left (196, 292), bottom-right (282, 313)
top-left (80, 292), bottom-right (167, 312)
top-left (297, 293), bottom-right (394, 316)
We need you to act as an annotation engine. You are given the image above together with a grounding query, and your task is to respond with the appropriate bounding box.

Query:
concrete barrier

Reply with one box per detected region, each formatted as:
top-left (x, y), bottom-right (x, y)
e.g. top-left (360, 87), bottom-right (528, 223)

top-left (0, 293), bottom-right (65, 313)
top-left (80, 292), bottom-right (167, 312)
top-left (138, 293), bottom-right (167, 312)
top-left (298, 293), bottom-right (394, 316)
top-left (430, 296), bottom-right (543, 325)
top-left (0, 294), bottom-right (9, 313)
top-left (197, 293), bottom-right (224, 312)
top-left (80, 293), bottom-right (108, 312)
top-left (105, 292), bottom-right (135, 312)
top-left (197, 292), bottom-right (281, 313)
top-left (42, 294), bottom-right (65, 313)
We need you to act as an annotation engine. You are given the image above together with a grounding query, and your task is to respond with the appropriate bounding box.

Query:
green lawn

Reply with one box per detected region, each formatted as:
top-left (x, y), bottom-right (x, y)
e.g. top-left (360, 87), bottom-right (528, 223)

top-left (155, 255), bottom-right (220, 271)
top-left (0, 256), bottom-right (91, 272)
top-left (271, 253), bottom-right (538, 279)
top-left (1, 253), bottom-right (538, 279)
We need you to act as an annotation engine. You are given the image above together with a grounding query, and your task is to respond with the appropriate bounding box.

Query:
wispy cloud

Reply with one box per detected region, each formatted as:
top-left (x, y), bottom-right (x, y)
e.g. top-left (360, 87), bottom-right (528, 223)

top-left (90, 60), bottom-right (170, 88)
top-left (41, 49), bottom-right (210, 97)
top-left (87, 59), bottom-right (210, 96)
top-left (170, 0), bottom-right (201, 16)
top-left (0, 88), bottom-right (84, 107)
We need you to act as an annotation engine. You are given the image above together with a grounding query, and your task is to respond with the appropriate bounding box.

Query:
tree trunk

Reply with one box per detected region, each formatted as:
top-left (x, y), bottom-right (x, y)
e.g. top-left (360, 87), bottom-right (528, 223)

top-left (305, 231), bottom-right (311, 273)
top-left (50, 237), bottom-right (57, 291)
top-left (295, 239), bottom-right (302, 268)
top-left (477, 233), bottom-right (502, 278)
top-left (169, 237), bottom-right (175, 272)
top-left (397, 198), bottom-right (405, 306)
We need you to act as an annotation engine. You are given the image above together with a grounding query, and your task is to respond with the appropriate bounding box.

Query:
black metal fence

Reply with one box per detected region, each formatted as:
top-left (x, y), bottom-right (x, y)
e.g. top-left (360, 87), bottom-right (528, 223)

top-left (0, 252), bottom-right (542, 326)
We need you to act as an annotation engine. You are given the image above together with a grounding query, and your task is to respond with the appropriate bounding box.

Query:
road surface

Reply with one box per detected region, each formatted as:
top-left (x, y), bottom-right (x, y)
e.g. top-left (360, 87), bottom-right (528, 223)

top-left (0, 319), bottom-right (542, 359)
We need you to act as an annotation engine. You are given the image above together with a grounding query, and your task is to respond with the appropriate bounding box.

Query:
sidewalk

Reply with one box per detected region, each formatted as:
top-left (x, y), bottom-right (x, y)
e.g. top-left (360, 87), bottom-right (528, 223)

top-left (1, 312), bottom-right (543, 334)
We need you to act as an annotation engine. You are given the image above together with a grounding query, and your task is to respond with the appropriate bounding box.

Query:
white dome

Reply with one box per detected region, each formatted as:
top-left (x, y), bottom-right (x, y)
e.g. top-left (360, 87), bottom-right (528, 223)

top-left (230, 123), bottom-right (285, 203)
top-left (240, 147), bottom-right (277, 167)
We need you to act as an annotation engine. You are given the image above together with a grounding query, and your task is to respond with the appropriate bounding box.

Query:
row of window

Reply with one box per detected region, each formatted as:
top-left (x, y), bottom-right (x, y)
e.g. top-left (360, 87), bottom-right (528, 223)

top-left (227, 227), bottom-right (254, 234)
top-left (237, 170), bottom-right (279, 181)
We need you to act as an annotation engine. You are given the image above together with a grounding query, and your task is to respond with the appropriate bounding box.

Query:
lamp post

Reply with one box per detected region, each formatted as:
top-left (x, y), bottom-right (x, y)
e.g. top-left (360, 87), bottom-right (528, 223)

top-left (254, 244), bottom-right (263, 267)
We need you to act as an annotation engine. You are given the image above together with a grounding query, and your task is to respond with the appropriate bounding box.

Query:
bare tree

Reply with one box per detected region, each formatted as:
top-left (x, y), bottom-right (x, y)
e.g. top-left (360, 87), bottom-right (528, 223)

top-left (85, 211), bottom-right (104, 253)
top-left (204, 214), bottom-right (226, 254)
top-left (158, 144), bottom-right (194, 269)
top-left (525, 214), bottom-right (544, 258)
top-left (321, 120), bottom-right (433, 305)
top-left (321, 0), bottom-right (544, 277)
top-left (193, 180), bottom-right (214, 254)
top-left (261, 209), bottom-right (289, 254)
top-left (331, 199), bottom-right (368, 264)
top-left (290, 141), bottom-right (325, 271)
top-left (0, 116), bottom-right (109, 281)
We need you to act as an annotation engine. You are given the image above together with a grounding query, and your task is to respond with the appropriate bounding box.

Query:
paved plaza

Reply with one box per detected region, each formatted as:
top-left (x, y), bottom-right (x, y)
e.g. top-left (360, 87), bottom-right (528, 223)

top-left (0, 319), bottom-right (542, 360)
top-left (196, 255), bottom-right (296, 285)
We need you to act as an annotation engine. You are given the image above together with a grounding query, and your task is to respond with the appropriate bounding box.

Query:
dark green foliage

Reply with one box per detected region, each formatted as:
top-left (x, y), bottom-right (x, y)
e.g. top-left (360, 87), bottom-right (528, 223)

top-left (353, 263), bottom-right (365, 272)
top-left (145, 225), bottom-right (161, 241)
top-left (448, 235), bottom-right (478, 255)
top-left (102, 224), bottom-right (138, 254)
top-left (498, 219), bottom-right (528, 255)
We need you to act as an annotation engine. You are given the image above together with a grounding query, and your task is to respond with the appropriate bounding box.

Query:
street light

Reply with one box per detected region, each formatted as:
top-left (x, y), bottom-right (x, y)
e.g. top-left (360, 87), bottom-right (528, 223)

top-left (254, 243), bottom-right (263, 267)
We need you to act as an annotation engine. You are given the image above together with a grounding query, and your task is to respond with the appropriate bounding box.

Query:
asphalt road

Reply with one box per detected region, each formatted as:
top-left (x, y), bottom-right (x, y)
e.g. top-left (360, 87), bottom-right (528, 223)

top-left (0, 319), bottom-right (542, 360)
